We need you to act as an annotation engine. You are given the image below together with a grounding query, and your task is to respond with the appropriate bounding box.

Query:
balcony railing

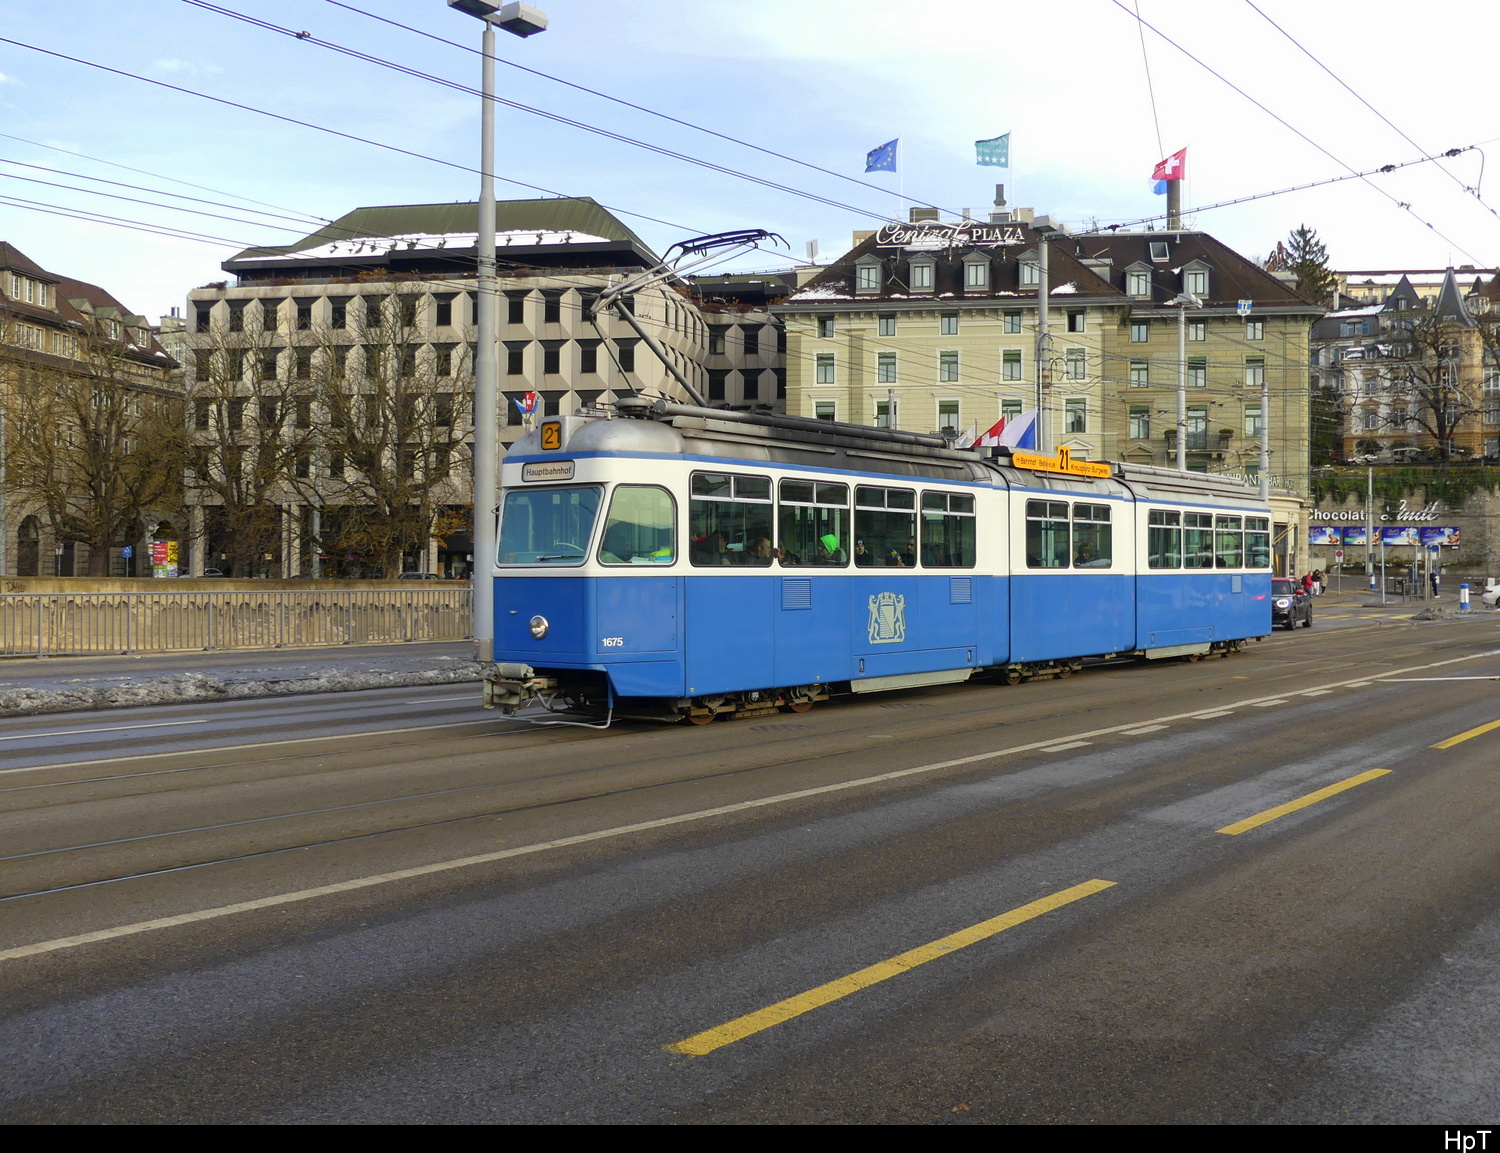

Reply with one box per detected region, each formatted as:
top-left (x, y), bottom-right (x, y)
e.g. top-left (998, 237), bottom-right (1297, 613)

top-left (1164, 430), bottom-right (1232, 452)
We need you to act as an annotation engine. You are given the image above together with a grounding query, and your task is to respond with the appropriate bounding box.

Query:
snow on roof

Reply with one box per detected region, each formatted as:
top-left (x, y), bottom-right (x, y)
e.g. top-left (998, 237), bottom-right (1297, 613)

top-left (789, 286), bottom-right (851, 301)
top-left (237, 229), bottom-right (612, 263)
top-left (1326, 305), bottom-right (1383, 317)
top-left (1050, 282), bottom-right (1078, 295)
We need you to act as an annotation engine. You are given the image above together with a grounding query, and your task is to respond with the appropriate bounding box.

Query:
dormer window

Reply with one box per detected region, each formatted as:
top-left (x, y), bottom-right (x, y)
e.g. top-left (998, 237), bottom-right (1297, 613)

top-left (1148, 241), bottom-right (1171, 262)
top-left (908, 257), bottom-right (935, 292)
top-left (1183, 260), bottom-right (1211, 298)
top-left (8, 273), bottom-right (52, 307)
top-left (962, 253), bottom-right (989, 289)
top-left (1019, 259), bottom-right (1039, 287)
top-left (1124, 262), bottom-right (1152, 297)
top-left (855, 256), bottom-right (883, 294)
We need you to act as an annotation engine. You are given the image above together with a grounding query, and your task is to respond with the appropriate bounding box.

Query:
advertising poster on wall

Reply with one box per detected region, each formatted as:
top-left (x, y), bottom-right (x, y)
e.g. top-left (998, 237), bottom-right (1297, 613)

top-left (1380, 526), bottom-right (1419, 546)
top-left (1343, 526), bottom-right (1369, 546)
top-left (1418, 526), bottom-right (1461, 547)
top-left (1309, 526), bottom-right (1341, 546)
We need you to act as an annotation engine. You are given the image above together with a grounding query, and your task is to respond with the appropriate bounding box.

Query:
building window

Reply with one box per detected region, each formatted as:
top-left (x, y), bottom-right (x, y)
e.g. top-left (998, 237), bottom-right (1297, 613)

top-left (874, 400), bottom-right (893, 429)
top-left (260, 353), bottom-right (278, 381)
top-left (1126, 270), bottom-right (1150, 296)
top-left (580, 344), bottom-right (598, 374)
top-left (1002, 399), bottom-right (1022, 422)
top-left (330, 300), bottom-right (347, 329)
top-left (1129, 405), bottom-right (1150, 439)
top-left (543, 293), bottom-right (562, 324)
top-left (365, 297), bottom-right (382, 327)
top-left (1185, 269), bottom-right (1208, 296)
top-left (1019, 261), bottom-right (1039, 287)
top-left (1362, 409), bottom-right (1380, 431)
top-left (816, 353), bottom-right (835, 384)
top-left (1004, 311), bottom-right (1022, 333)
top-left (617, 343), bottom-right (635, 373)
top-left (857, 264), bottom-right (881, 292)
top-left (1131, 320), bottom-right (1149, 342)
top-left (939, 351), bottom-right (959, 382)
top-left (742, 369), bottom-right (760, 400)
top-left (709, 328), bottom-right (726, 355)
top-left (964, 261), bottom-right (988, 289)
top-left (228, 306), bottom-right (244, 333)
top-left (878, 314), bottom-right (896, 337)
top-left (507, 294), bottom-right (526, 325)
top-left (1066, 310), bottom-right (1085, 333)
top-left (877, 353), bottom-right (896, 383)
top-left (1188, 357), bottom-right (1207, 388)
top-left (507, 345), bottom-right (525, 375)
top-left (194, 305), bottom-right (212, 333)
top-left (1244, 357), bottom-right (1265, 390)
top-left (434, 297), bottom-right (453, 327)
top-left (707, 369), bottom-right (728, 400)
top-left (910, 262), bottom-right (934, 291)
top-left (1065, 398), bottom-right (1087, 434)
top-left (938, 400), bottom-right (960, 432)
top-left (194, 398), bottom-right (211, 430)
top-left (14, 324), bottom-right (42, 350)
top-left (543, 347), bottom-right (561, 375)
top-left (1002, 349), bottom-right (1022, 381)
top-left (294, 348), bottom-right (311, 380)
top-left (815, 401), bottom-right (836, 421)
top-left (1065, 348), bottom-right (1085, 380)
top-left (1244, 403), bottom-right (1263, 437)
top-left (1130, 359), bottom-right (1149, 387)
top-left (743, 326), bottom-right (761, 356)
top-left (940, 313), bottom-right (958, 335)
top-left (1246, 319), bottom-right (1264, 340)
top-left (1187, 321), bottom-right (1206, 342)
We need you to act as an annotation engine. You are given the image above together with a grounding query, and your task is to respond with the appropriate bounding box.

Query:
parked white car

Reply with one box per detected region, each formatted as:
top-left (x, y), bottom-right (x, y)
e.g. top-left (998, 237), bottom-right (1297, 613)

top-left (1482, 583), bottom-right (1500, 608)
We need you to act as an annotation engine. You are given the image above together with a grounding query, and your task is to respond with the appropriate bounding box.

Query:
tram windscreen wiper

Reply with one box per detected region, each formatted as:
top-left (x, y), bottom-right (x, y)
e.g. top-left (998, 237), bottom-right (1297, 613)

top-left (535, 554), bottom-right (577, 562)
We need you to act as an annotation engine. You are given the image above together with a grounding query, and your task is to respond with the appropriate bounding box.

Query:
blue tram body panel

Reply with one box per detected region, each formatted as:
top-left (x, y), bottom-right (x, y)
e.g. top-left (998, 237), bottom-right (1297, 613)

top-left (1009, 573), bottom-right (1136, 663)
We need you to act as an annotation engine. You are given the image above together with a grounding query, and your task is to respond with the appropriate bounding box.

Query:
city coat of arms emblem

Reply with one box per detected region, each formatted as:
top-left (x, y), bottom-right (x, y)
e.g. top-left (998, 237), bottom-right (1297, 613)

top-left (867, 591), bottom-right (906, 644)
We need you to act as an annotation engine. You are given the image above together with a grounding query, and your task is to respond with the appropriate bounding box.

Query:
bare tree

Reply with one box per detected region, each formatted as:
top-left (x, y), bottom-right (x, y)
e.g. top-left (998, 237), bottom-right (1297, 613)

top-left (1361, 310), bottom-right (1492, 463)
top-left (5, 316), bottom-right (184, 574)
top-left (184, 301), bottom-right (319, 576)
top-left (311, 290), bottom-right (473, 576)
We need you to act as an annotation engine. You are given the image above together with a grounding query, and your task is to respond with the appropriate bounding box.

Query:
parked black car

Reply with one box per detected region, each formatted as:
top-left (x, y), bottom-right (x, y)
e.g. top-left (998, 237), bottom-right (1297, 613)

top-left (1272, 578), bottom-right (1313, 629)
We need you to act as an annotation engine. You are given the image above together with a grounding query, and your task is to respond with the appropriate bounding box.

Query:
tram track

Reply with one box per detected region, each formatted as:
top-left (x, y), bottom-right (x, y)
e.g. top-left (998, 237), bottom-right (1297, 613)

top-left (0, 621), bottom-right (1450, 803)
top-left (3, 625), bottom-right (1493, 911)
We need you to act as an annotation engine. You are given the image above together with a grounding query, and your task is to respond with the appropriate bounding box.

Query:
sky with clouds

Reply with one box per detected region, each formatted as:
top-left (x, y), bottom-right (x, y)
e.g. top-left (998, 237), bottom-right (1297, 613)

top-left (2, 0), bottom-right (1500, 321)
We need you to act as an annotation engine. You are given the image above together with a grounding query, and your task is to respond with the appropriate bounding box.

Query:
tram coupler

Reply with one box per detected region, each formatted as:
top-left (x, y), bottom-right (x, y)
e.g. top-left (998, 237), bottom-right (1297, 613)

top-left (483, 662), bottom-right (557, 714)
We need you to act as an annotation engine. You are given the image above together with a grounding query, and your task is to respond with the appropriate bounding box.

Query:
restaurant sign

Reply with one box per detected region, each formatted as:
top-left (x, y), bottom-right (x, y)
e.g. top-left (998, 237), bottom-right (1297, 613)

top-left (875, 221), bottom-right (1028, 248)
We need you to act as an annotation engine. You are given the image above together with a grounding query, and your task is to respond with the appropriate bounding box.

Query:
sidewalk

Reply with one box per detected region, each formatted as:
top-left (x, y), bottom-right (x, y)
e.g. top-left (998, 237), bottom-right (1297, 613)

top-left (0, 641), bottom-right (485, 718)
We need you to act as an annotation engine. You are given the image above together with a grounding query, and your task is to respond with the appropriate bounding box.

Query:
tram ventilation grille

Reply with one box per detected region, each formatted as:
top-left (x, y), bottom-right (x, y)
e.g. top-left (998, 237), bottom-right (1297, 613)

top-left (781, 579), bottom-right (812, 610)
top-left (950, 577), bottom-right (973, 604)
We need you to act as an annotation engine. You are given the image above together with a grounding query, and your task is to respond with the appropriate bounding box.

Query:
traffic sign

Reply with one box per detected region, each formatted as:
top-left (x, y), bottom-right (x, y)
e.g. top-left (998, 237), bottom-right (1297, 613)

top-left (122, 545), bottom-right (133, 559)
top-left (1334, 549), bottom-right (1344, 560)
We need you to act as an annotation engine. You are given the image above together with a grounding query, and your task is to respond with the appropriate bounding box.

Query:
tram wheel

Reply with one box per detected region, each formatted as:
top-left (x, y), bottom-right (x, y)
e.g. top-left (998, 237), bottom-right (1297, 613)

top-left (1003, 668), bottom-right (1023, 686)
top-left (1185, 652), bottom-right (1203, 663)
top-left (1056, 664), bottom-right (1073, 679)
top-left (686, 711), bottom-right (716, 725)
top-left (786, 700), bottom-right (814, 713)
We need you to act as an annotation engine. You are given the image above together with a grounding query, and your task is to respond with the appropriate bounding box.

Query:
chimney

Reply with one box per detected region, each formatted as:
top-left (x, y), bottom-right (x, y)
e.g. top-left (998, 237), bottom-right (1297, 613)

top-left (909, 207), bottom-right (941, 223)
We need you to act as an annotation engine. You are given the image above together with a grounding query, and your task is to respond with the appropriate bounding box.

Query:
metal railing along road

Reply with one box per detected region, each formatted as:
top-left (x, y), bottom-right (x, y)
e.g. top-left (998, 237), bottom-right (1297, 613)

top-left (0, 588), bottom-right (474, 657)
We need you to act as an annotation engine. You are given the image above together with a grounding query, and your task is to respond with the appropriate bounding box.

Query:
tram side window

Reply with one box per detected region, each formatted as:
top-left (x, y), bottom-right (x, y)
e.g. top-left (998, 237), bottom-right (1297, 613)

top-left (1183, 513), bottom-right (1215, 569)
top-left (1072, 503), bottom-right (1112, 568)
top-left (1147, 509), bottom-right (1181, 569)
top-left (920, 492), bottom-right (976, 567)
top-left (598, 485), bottom-right (676, 565)
top-left (1025, 500), bottom-right (1070, 568)
top-left (689, 472), bottom-right (773, 566)
top-left (855, 486), bottom-right (917, 567)
top-left (778, 479), bottom-right (849, 566)
top-left (1215, 514), bottom-right (1244, 568)
top-left (497, 486), bottom-right (601, 565)
top-left (1245, 516), bottom-right (1271, 568)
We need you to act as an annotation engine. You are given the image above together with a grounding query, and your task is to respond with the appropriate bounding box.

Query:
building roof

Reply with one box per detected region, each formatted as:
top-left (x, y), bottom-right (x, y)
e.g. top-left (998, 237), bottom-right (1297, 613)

top-left (224, 197), bottom-right (661, 280)
top-left (0, 241), bottom-right (174, 366)
top-left (1433, 267), bottom-right (1478, 326)
top-left (1075, 230), bottom-right (1321, 311)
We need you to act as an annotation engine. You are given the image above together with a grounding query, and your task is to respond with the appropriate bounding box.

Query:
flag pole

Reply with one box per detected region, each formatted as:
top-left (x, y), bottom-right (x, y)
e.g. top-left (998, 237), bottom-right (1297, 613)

top-left (897, 137), bottom-right (905, 223)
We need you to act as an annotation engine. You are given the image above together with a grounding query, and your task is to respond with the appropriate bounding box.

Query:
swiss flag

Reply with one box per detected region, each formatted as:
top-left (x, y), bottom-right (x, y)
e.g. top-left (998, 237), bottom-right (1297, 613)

top-left (1152, 148), bottom-right (1187, 182)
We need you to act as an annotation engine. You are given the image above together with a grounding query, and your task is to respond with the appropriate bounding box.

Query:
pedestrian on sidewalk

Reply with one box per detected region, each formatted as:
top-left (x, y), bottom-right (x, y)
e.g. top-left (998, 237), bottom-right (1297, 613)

top-left (1312, 569), bottom-right (1325, 595)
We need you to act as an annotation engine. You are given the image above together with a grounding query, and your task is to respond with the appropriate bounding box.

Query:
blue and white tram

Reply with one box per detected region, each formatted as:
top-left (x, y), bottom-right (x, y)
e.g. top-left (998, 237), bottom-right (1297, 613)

top-left (483, 400), bottom-right (1273, 723)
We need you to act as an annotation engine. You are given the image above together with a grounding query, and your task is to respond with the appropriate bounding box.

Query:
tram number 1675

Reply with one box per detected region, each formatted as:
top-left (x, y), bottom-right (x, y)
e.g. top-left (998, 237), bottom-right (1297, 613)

top-left (601, 636), bottom-right (625, 648)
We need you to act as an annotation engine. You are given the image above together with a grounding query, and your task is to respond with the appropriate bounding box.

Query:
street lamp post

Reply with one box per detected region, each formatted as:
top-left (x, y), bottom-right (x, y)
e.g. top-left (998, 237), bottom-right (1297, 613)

top-left (1169, 292), bottom-right (1202, 471)
top-left (447, 0), bottom-right (548, 662)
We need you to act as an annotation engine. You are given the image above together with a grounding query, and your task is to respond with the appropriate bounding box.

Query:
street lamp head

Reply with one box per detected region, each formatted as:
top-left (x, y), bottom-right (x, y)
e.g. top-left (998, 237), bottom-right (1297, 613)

top-left (1169, 292), bottom-right (1203, 308)
top-left (448, 0), bottom-right (548, 36)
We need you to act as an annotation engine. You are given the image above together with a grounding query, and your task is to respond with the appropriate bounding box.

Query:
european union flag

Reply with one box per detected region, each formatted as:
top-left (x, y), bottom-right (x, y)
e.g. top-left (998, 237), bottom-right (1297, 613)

top-left (865, 138), bottom-right (898, 173)
top-left (975, 133), bottom-right (1010, 168)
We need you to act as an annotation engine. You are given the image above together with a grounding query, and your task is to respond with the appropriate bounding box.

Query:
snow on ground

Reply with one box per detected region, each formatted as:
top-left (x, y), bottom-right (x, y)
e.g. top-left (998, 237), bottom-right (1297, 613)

top-left (0, 658), bottom-right (487, 717)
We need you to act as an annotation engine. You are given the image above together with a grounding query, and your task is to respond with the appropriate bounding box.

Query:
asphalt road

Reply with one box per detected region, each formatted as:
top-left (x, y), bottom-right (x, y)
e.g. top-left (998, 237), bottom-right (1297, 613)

top-left (3, 609), bottom-right (1500, 1123)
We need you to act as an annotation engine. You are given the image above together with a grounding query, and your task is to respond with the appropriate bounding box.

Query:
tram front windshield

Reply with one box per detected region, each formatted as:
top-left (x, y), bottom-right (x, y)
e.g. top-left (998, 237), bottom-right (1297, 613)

top-left (497, 486), bottom-right (601, 565)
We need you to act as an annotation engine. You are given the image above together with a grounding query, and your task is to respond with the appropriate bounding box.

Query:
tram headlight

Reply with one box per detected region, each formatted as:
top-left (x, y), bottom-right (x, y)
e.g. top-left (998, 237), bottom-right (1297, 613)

top-left (528, 614), bottom-right (550, 639)
top-left (1274, 598), bottom-right (1290, 608)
